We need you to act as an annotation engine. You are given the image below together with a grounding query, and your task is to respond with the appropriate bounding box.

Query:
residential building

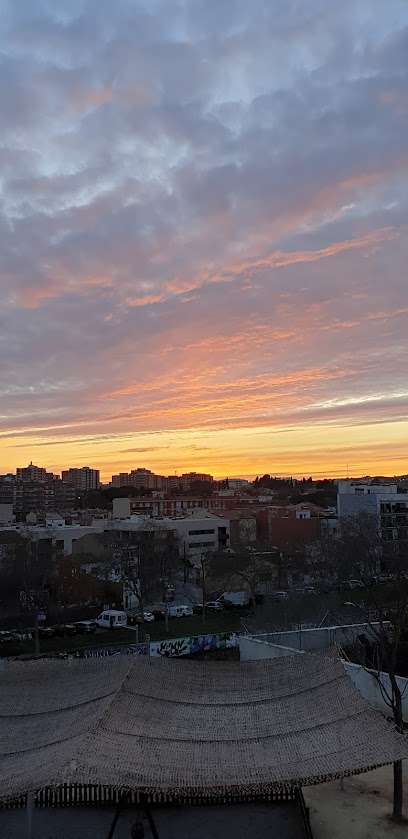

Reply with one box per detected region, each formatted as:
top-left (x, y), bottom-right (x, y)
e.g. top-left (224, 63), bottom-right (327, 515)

top-left (180, 472), bottom-right (213, 490)
top-left (111, 473), bottom-right (132, 488)
top-left (257, 506), bottom-right (322, 548)
top-left (62, 467), bottom-right (100, 492)
top-left (16, 463), bottom-right (48, 482)
top-left (337, 480), bottom-right (408, 542)
top-left (128, 468), bottom-right (164, 490)
top-left (216, 510), bottom-right (257, 548)
top-left (226, 478), bottom-right (250, 490)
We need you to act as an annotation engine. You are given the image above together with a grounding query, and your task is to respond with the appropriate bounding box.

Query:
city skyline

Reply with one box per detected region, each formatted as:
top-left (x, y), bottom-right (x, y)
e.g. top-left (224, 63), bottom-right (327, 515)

top-left (1, 2), bottom-right (408, 481)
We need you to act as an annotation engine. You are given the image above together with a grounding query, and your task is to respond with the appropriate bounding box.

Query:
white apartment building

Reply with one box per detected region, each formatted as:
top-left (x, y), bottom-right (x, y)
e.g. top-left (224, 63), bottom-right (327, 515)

top-left (337, 480), bottom-right (404, 517)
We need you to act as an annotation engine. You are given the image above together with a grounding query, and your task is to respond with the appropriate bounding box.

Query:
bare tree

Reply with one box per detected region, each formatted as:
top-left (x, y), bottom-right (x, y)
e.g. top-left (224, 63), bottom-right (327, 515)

top-left (314, 511), bottom-right (408, 822)
top-left (0, 528), bottom-right (56, 656)
top-left (103, 523), bottom-right (181, 621)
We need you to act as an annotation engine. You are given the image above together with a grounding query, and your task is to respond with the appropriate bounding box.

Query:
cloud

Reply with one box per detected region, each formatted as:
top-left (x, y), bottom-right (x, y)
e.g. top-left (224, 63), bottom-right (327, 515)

top-left (0, 0), bottom-right (407, 478)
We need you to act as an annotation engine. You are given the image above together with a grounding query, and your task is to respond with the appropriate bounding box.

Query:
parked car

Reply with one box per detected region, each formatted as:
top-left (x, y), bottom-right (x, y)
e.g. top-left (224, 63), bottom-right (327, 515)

top-left (0, 631), bottom-right (13, 643)
top-left (348, 579), bottom-right (364, 590)
top-left (10, 629), bottom-right (32, 642)
top-left (127, 612), bottom-right (155, 624)
top-left (74, 621), bottom-right (96, 634)
top-left (150, 609), bottom-right (166, 621)
top-left (52, 624), bottom-right (67, 638)
top-left (38, 627), bottom-right (55, 639)
top-left (274, 591), bottom-right (289, 602)
top-left (204, 601), bottom-right (223, 612)
top-left (73, 622), bottom-right (93, 635)
top-left (178, 605), bottom-right (194, 617)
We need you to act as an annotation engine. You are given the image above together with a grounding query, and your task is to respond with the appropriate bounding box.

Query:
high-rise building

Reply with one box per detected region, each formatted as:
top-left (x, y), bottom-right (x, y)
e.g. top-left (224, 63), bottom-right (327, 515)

top-left (111, 473), bottom-right (132, 488)
top-left (16, 463), bottom-right (47, 482)
top-left (180, 472), bottom-right (213, 490)
top-left (128, 468), bottom-right (163, 490)
top-left (61, 467), bottom-right (100, 492)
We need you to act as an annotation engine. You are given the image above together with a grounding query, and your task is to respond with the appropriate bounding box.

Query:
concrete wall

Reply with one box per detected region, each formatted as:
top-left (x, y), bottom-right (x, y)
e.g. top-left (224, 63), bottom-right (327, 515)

top-left (344, 662), bottom-right (408, 718)
top-left (251, 623), bottom-right (387, 652)
top-left (239, 636), bottom-right (303, 661)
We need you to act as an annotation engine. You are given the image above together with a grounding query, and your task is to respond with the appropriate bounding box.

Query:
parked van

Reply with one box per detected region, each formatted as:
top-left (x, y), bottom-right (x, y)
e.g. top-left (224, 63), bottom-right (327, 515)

top-left (96, 610), bottom-right (127, 629)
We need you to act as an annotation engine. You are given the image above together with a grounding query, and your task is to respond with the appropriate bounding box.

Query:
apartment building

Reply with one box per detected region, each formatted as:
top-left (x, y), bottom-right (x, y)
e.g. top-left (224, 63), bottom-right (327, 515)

top-left (16, 463), bottom-right (48, 482)
top-left (61, 467), bottom-right (100, 492)
top-left (180, 472), bottom-right (213, 490)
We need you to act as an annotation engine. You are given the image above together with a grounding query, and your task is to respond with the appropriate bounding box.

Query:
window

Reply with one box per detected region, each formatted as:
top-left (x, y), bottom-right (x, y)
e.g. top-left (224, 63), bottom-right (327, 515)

top-left (188, 540), bottom-right (215, 548)
top-left (188, 529), bottom-right (215, 536)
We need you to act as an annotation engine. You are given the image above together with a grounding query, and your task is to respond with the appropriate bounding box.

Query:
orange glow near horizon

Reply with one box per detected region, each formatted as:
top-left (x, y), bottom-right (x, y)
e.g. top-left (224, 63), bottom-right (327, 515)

top-left (1, 3), bottom-right (408, 486)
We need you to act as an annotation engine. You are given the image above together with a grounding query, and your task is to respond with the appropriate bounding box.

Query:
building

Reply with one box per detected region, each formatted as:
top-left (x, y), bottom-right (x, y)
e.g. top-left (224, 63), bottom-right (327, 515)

top-left (61, 467), bottom-right (100, 492)
top-left (0, 504), bottom-right (13, 526)
top-left (16, 463), bottom-right (48, 482)
top-left (180, 472), bottom-right (213, 490)
top-left (337, 480), bottom-right (408, 547)
top-left (216, 510), bottom-right (257, 548)
top-left (112, 494), bottom-right (235, 519)
top-left (111, 473), bottom-right (132, 488)
top-left (257, 506), bottom-right (322, 548)
top-left (226, 478), bottom-right (250, 490)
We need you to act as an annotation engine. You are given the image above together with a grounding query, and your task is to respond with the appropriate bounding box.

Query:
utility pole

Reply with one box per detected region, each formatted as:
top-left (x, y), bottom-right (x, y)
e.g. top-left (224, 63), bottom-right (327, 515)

top-left (34, 612), bottom-right (40, 658)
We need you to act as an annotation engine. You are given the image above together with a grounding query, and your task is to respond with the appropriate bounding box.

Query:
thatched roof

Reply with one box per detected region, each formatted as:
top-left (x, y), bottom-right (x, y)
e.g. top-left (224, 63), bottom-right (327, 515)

top-left (0, 650), bottom-right (407, 801)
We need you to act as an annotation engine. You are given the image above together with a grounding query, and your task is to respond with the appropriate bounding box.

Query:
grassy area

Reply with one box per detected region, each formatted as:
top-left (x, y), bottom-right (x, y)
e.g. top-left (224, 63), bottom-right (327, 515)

top-left (0, 610), bottom-right (247, 658)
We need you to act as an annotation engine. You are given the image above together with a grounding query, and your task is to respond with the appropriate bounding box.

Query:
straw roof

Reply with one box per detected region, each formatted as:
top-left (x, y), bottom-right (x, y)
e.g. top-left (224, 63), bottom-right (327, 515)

top-left (0, 650), bottom-right (407, 801)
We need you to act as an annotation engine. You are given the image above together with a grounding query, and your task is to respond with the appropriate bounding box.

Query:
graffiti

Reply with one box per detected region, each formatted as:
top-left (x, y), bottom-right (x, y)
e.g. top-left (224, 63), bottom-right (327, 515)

top-left (83, 643), bottom-right (145, 658)
top-left (72, 633), bottom-right (236, 660)
top-left (149, 637), bottom-right (190, 658)
top-left (225, 632), bottom-right (237, 648)
top-left (190, 632), bottom-right (237, 654)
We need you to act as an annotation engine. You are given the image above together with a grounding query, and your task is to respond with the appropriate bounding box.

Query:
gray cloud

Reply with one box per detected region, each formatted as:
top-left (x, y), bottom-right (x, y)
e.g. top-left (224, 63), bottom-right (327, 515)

top-left (0, 0), bottom-right (407, 475)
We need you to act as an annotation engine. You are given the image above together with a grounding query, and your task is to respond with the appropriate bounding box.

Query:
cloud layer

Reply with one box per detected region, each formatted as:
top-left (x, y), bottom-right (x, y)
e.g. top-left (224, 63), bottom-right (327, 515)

top-left (1, 0), bottom-right (408, 478)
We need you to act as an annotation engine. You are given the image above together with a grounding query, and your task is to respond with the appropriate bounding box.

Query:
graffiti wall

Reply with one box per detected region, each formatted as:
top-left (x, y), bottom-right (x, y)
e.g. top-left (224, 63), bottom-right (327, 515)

top-left (150, 632), bottom-right (237, 657)
top-left (75, 633), bottom-right (237, 659)
top-left (83, 643), bottom-right (146, 658)
top-left (190, 632), bottom-right (236, 654)
top-left (149, 637), bottom-right (190, 658)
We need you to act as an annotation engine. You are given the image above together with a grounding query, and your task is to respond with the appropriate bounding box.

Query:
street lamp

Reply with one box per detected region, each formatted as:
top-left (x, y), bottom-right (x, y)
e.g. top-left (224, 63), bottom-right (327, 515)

top-left (344, 601), bottom-right (372, 622)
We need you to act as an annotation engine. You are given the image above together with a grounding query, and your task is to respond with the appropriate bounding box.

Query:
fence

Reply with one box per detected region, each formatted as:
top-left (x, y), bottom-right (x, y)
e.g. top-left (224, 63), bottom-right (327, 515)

top-left (1, 783), bottom-right (297, 810)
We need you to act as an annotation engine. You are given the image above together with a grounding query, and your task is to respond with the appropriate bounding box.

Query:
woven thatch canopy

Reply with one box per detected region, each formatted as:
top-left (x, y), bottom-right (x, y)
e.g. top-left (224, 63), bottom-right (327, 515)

top-left (0, 650), bottom-right (407, 801)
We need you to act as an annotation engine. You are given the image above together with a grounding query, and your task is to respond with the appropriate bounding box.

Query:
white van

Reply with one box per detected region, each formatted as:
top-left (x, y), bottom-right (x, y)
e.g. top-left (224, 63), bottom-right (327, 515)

top-left (96, 610), bottom-right (127, 629)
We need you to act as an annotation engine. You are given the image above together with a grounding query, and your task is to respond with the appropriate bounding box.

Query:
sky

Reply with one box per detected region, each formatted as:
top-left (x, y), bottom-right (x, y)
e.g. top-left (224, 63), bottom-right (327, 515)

top-left (1, 0), bottom-right (408, 482)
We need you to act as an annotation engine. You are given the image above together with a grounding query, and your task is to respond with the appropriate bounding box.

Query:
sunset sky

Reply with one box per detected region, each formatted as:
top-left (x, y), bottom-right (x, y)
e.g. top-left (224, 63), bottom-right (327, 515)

top-left (1, 0), bottom-right (408, 481)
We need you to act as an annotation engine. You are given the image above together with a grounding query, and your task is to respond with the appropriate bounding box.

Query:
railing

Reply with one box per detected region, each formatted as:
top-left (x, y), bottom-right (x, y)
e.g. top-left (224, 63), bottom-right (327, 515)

top-left (1, 784), bottom-right (298, 810)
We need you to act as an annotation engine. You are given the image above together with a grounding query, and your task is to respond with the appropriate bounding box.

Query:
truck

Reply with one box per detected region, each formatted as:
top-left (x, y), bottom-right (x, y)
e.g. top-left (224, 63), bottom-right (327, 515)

top-left (218, 591), bottom-right (250, 608)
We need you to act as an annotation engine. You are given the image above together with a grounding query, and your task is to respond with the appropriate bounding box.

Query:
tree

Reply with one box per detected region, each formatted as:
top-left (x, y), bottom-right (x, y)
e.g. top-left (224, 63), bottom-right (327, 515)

top-left (0, 528), bottom-right (56, 655)
top-left (103, 524), bottom-right (181, 620)
top-left (205, 542), bottom-right (280, 603)
top-left (312, 511), bottom-right (408, 822)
